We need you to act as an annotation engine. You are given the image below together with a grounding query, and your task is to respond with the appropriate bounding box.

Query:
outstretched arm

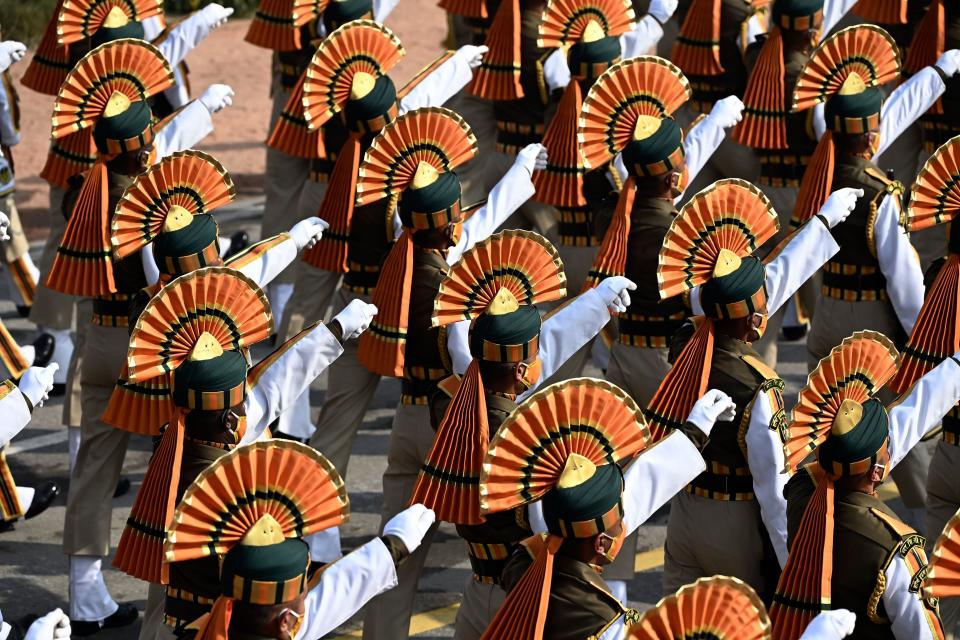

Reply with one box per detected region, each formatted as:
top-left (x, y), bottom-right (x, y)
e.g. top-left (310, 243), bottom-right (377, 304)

top-left (874, 194), bottom-right (924, 335)
top-left (887, 356), bottom-right (960, 469)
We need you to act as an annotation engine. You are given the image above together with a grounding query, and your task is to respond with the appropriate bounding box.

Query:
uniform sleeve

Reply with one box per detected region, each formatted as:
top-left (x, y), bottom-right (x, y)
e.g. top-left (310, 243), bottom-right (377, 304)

top-left (678, 115), bottom-right (727, 193)
top-left (0, 384), bottom-right (32, 444)
top-left (875, 67), bottom-right (946, 161)
top-left (745, 389), bottom-right (789, 567)
top-left (0, 81), bottom-right (19, 147)
top-left (516, 288), bottom-right (611, 402)
top-left (888, 357), bottom-right (960, 469)
top-left (543, 49), bottom-right (570, 93)
top-left (154, 101), bottom-right (213, 159)
top-left (156, 11), bottom-right (215, 69)
top-left (230, 234), bottom-right (299, 288)
top-left (621, 431), bottom-right (706, 534)
top-left (874, 194), bottom-right (924, 335)
top-left (763, 218), bottom-right (841, 316)
top-left (241, 322), bottom-right (344, 443)
top-left (883, 554), bottom-right (943, 640)
top-left (374, 0), bottom-right (401, 22)
top-left (294, 538), bottom-right (399, 640)
top-left (619, 15), bottom-right (665, 59)
top-left (446, 320), bottom-right (472, 375)
top-left (446, 161), bottom-right (535, 265)
top-left (821, 0), bottom-right (859, 36)
top-left (398, 54), bottom-right (474, 114)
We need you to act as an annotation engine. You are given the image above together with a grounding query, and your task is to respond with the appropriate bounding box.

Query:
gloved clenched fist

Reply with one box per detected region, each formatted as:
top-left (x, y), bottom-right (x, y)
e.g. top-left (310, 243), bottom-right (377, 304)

top-left (595, 276), bottom-right (637, 314)
top-left (936, 49), bottom-right (960, 77)
top-left (200, 84), bottom-right (235, 114)
top-left (799, 609), bottom-right (856, 640)
top-left (383, 503), bottom-right (436, 554)
top-left (0, 211), bottom-right (11, 242)
top-left (0, 41), bottom-right (26, 73)
top-left (200, 3), bottom-right (234, 30)
top-left (20, 364), bottom-right (59, 409)
top-left (290, 216), bottom-right (329, 251)
top-left (707, 96), bottom-right (744, 130)
top-left (333, 300), bottom-right (377, 341)
top-left (456, 45), bottom-right (488, 70)
top-left (24, 608), bottom-right (71, 640)
top-left (517, 143), bottom-right (548, 176)
top-left (686, 389), bottom-right (736, 437)
top-left (818, 188), bottom-right (863, 228)
top-left (647, 0), bottom-right (678, 24)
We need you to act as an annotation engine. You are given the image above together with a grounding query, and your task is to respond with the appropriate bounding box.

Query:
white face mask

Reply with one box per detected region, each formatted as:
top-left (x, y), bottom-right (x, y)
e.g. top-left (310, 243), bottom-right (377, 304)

top-left (279, 608), bottom-right (303, 640)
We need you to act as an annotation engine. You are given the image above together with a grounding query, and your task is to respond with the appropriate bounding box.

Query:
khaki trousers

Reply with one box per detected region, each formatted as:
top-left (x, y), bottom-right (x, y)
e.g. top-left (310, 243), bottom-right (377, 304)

top-left (308, 289), bottom-right (385, 477)
top-left (927, 441), bottom-right (960, 640)
top-left (663, 491), bottom-right (773, 598)
top-left (138, 583), bottom-right (175, 640)
top-left (30, 188), bottom-right (76, 330)
top-left (454, 579), bottom-right (506, 640)
top-left (63, 299), bottom-right (90, 428)
top-left (362, 403), bottom-right (442, 640)
top-left (262, 78), bottom-right (311, 285)
top-left (62, 320), bottom-right (130, 556)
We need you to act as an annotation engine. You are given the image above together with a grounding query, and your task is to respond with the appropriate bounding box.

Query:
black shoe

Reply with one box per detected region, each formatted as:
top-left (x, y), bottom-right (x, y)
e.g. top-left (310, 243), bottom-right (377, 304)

top-left (113, 476), bottom-right (131, 499)
top-left (781, 324), bottom-right (809, 342)
top-left (16, 305), bottom-right (30, 318)
top-left (31, 333), bottom-right (56, 368)
top-left (71, 603), bottom-right (139, 637)
top-left (50, 383), bottom-right (66, 397)
top-left (24, 481), bottom-right (60, 519)
top-left (0, 519), bottom-right (14, 533)
top-left (223, 230), bottom-right (250, 260)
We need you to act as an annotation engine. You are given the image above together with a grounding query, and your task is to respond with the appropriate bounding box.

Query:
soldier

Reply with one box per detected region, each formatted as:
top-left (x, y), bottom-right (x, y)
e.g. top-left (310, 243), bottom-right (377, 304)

top-left (772, 330), bottom-right (960, 638)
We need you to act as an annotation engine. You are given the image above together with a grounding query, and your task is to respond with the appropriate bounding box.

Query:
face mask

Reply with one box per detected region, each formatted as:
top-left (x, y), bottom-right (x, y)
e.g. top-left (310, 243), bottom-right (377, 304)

top-left (749, 312), bottom-right (768, 342)
top-left (873, 461), bottom-right (890, 483)
top-left (280, 607), bottom-right (303, 640)
top-left (519, 357), bottom-right (542, 391)
top-left (599, 527), bottom-right (626, 563)
top-left (868, 131), bottom-right (881, 158)
top-left (671, 169), bottom-right (686, 199)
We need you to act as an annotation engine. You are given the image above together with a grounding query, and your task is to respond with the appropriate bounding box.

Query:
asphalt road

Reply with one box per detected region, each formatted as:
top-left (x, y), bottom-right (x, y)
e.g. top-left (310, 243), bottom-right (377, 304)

top-left (0, 198), bottom-right (907, 638)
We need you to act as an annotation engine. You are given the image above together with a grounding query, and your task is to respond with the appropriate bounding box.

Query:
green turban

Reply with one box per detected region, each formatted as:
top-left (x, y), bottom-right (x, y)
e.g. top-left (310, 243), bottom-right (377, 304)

top-left (773, 0), bottom-right (824, 30)
top-left (542, 462), bottom-right (624, 538)
top-left (469, 304), bottom-right (542, 362)
top-left (825, 87), bottom-right (883, 134)
top-left (399, 171), bottom-right (461, 229)
top-left (152, 214), bottom-right (220, 277)
top-left (700, 256), bottom-right (767, 320)
top-left (818, 398), bottom-right (889, 476)
top-left (91, 21), bottom-right (145, 48)
top-left (343, 74), bottom-right (397, 132)
top-left (172, 350), bottom-right (247, 410)
top-left (93, 99), bottom-right (153, 154)
top-left (221, 538), bottom-right (310, 604)
top-left (323, 0), bottom-right (373, 31)
top-left (622, 118), bottom-right (684, 177)
top-left (568, 36), bottom-right (621, 82)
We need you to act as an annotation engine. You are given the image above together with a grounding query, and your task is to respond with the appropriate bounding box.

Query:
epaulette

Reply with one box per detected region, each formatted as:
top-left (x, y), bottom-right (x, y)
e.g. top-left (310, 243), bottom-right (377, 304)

top-left (0, 379), bottom-right (16, 402)
top-left (869, 506), bottom-right (934, 620)
top-left (740, 354), bottom-right (780, 381)
top-left (870, 507), bottom-right (926, 557)
top-left (436, 374), bottom-right (462, 399)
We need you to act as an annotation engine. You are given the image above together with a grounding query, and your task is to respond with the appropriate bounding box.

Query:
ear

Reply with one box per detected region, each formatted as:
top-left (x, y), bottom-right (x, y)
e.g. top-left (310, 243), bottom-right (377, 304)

top-left (514, 361), bottom-right (527, 383)
top-left (592, 533), bottom-right (607, 556)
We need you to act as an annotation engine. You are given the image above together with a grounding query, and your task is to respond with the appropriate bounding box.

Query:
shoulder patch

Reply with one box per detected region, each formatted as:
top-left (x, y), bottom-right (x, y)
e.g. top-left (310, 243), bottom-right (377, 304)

top-left (870, 507), bottom-right (926, 556)
top-left (865, 166), bottom-right (893, 185)
top-left (740, 354), bottom-right (780, 381)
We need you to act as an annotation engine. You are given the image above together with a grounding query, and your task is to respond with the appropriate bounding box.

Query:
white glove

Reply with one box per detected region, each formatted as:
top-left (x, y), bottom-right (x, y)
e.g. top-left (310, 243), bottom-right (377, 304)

top-left (706, 95), bottom-right (744, 130)
top-left (19, 364), bottom-right (59, 409)
top-left (936, 49), bottom-right (960, 78)
top-left (517, 143), bottom-right (548, 176)
top-left (799, 609), bottom-right (856, 640)
top-left (24, 608), bottom-right (71, 640)
top-left (456, 45), bottom-right (488, 70)
top-left (0, 41), bottom-right (26, 73)
top-left (290, 216), bottom-right (329, 251)
top-left (595, 276), bottom-right (637, 314)
top-left (817, 188), bottom-right (863, 228)
top-left (200, 3), bottom-right (234, 30)
top-left (0, 211), bottom-right (10, 242)
top-left (685, 389), bottom-right (736, 437)
top-left (647, 0), bottom-right (679, 24)
top-left (199, 84), bottom-right (235, 114)
top-left (333, 299), bottom-right (377, 341)
top-left (382, 503), bottom-right (436, 554)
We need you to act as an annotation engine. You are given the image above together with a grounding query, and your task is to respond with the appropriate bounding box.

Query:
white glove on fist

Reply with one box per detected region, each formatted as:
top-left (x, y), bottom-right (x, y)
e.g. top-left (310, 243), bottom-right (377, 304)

top-left (936, 49), bottom-right (960, 78)
top-left (20, 364), bottom-right (59, 409)
top-left (0, 41), bottom-right (26, 73)
top-left (818, 188), bottom-right (863, 228)
top-left (290, 216), bottom-right (329, 251)
top-left (333, 299), bottom-right (377, 341)
top-left (0, 211), bottom-right (11, 242)
top-left (707, 95), bottom-right (744, 130)
top-left (201, 3), bottom-right (234, 30)
top-left (383, 503), bottom-right (436, 554)
top-left (686, 389), bottom-right (736, 437)
top-left (647, 0), bottom-right (679, 24)
top-left (199, 84), bottom-right (235, 114)
top-left (24, 608), bottom-right (71, 640)
top-left (595, 276), bottom-right (637, 314)
top-left (457, 45), bottom-right (488, 70)
top-left (517, 143), bottom-right (548, 175)
top-left (799, 609), bottom-right (856, 640)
